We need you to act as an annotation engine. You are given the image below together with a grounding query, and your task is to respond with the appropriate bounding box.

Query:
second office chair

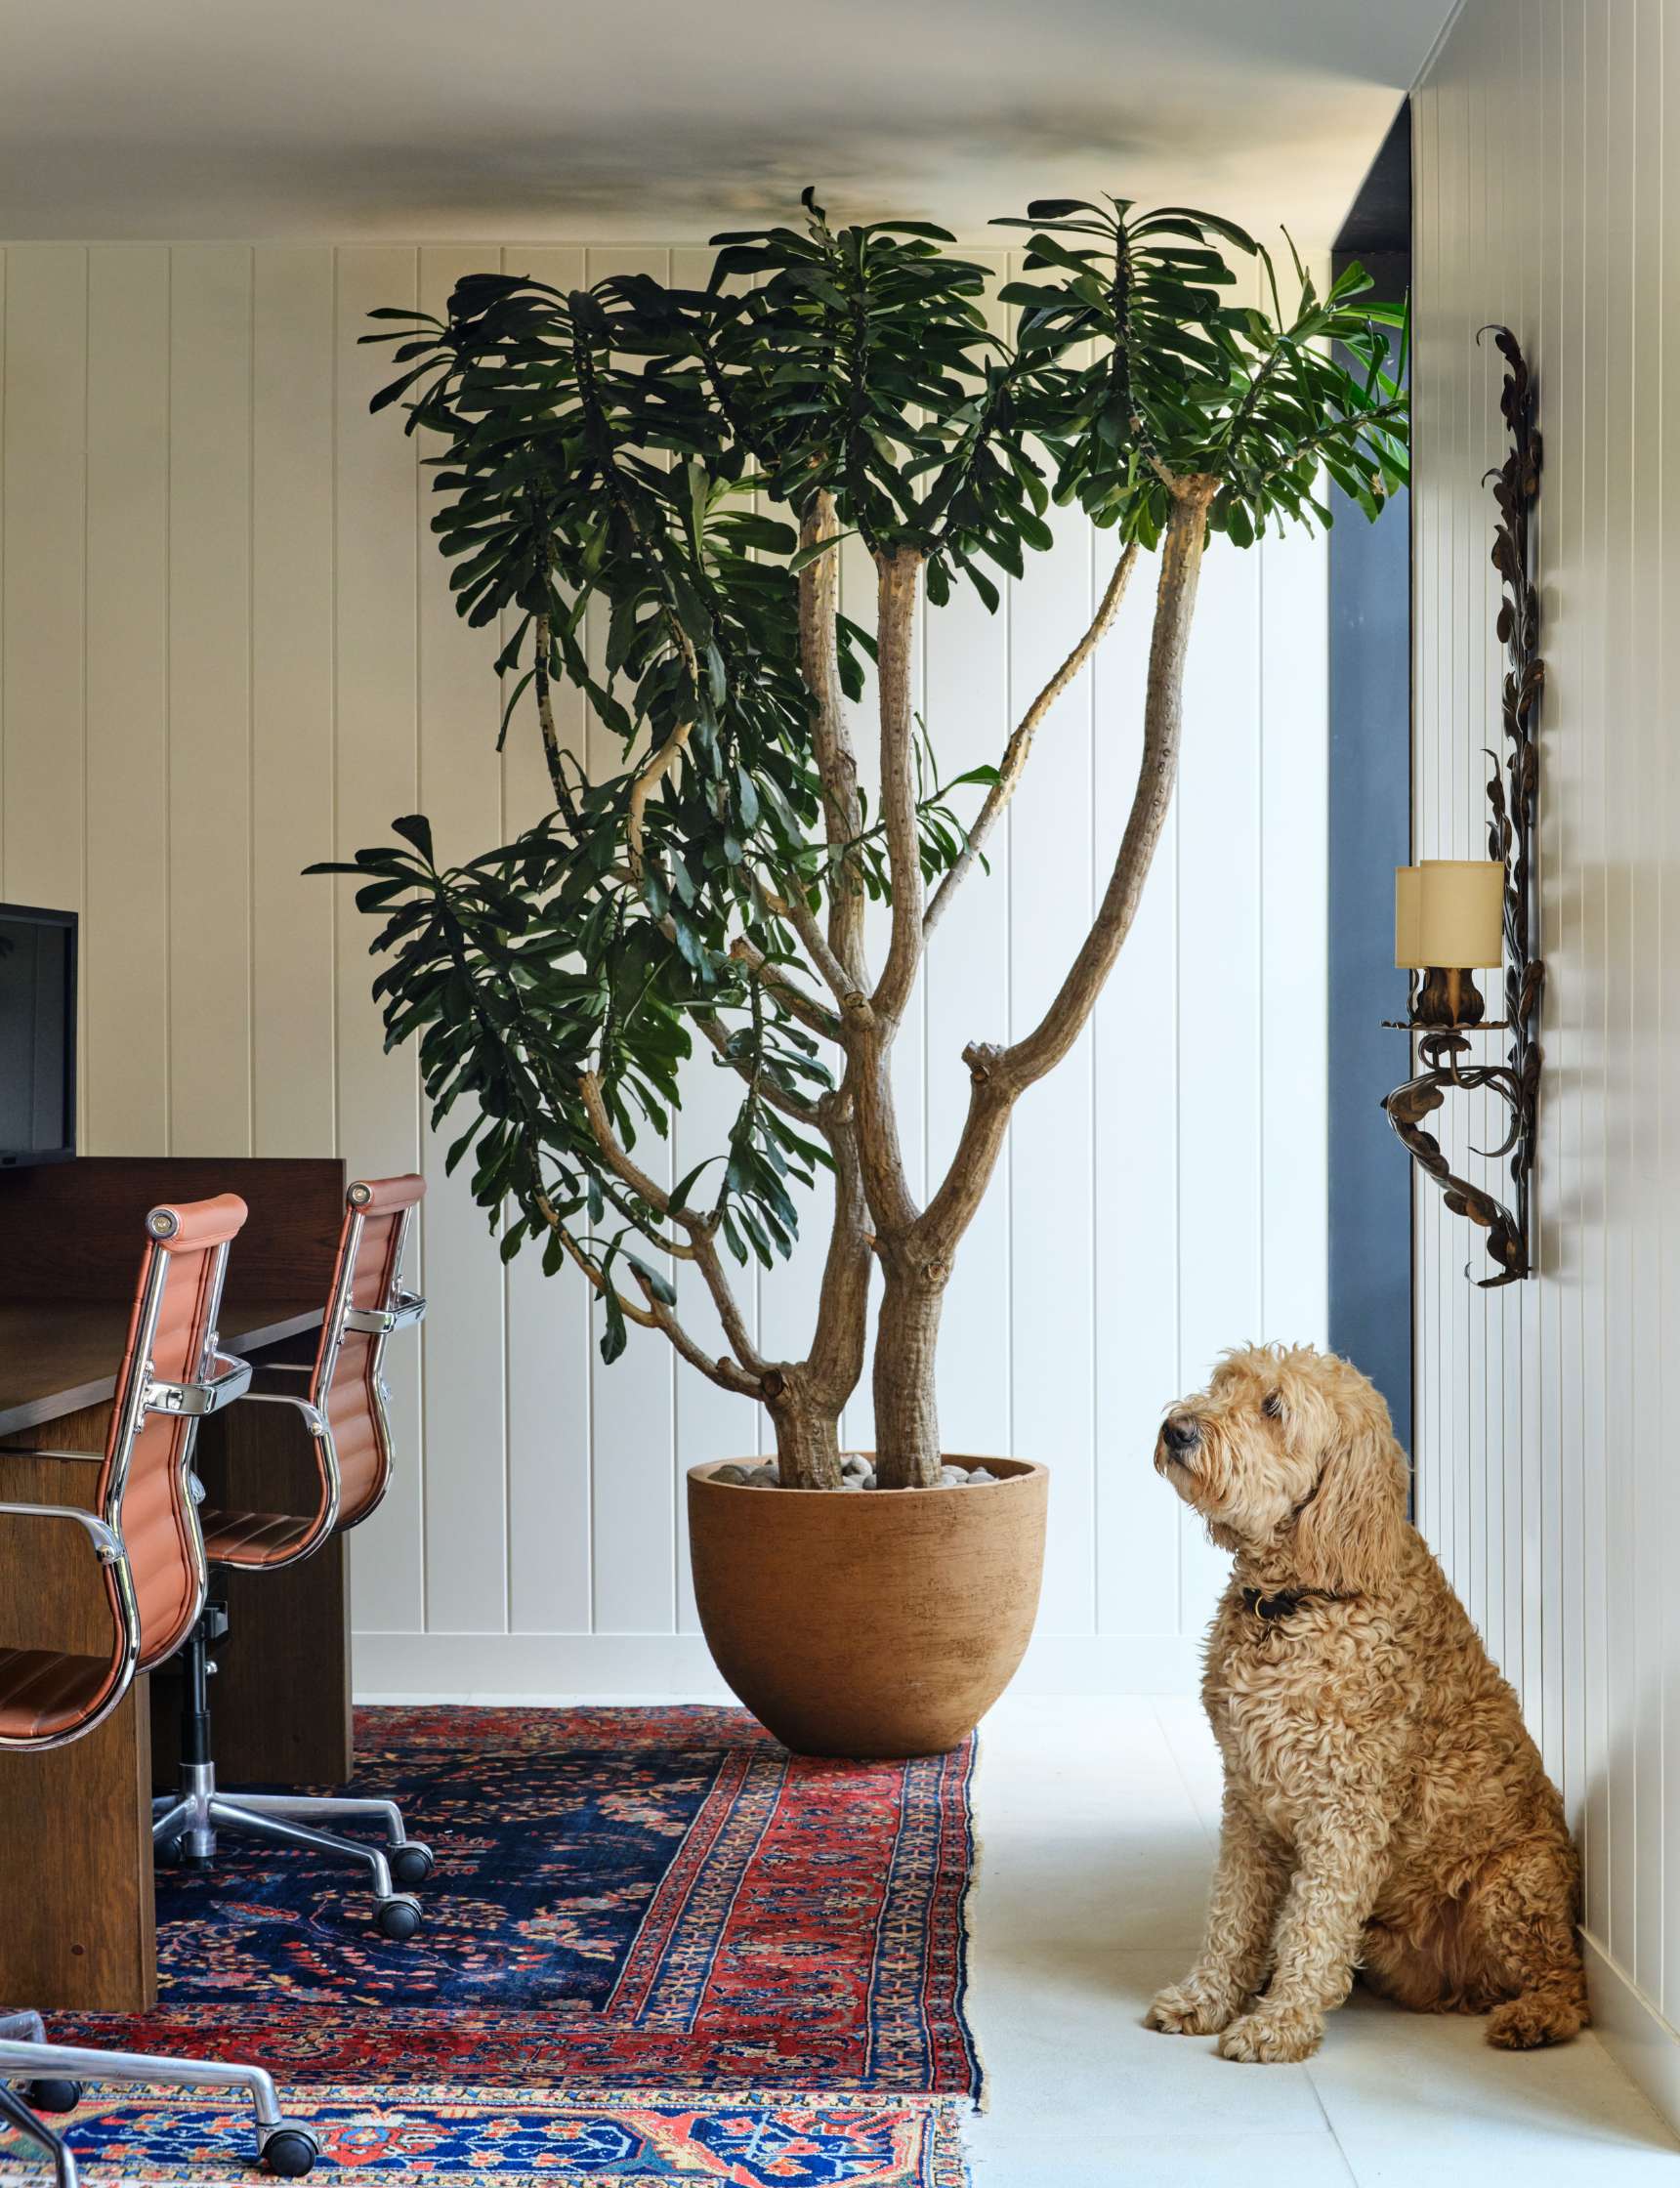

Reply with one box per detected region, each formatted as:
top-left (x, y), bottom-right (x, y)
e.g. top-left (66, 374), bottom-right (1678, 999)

top-left (151, 1174), bottom-right (432, 1940)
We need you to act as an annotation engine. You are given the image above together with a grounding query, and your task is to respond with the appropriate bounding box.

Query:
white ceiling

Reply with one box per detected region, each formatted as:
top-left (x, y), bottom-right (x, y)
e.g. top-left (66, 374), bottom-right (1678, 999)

top-left (0, 0), bottom-right (1449, 252)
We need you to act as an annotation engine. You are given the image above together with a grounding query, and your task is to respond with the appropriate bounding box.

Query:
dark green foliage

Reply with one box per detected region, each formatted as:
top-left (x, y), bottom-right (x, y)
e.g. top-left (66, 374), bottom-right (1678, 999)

top-left (991, 199), bottom-right (1407, 547)
top-left (320, 189), bottom-right (1407, 1364)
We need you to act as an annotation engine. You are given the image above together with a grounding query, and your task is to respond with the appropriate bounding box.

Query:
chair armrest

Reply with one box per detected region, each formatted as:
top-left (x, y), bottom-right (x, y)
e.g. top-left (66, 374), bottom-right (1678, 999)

top-left (0, 1500), bottom-right (125, 1564)
top-left (146, 1350), bottom-right (254, 1418)
top-left (344, 1289), bottom-right (427, 1336)
top-left (240, 1391), bottom-right (326, 1436)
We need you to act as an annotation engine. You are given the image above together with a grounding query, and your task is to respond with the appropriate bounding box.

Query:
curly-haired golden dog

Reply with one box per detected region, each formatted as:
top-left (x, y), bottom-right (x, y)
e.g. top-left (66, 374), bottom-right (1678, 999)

top-left (1147, 1343), bottom-right (1586, 2065)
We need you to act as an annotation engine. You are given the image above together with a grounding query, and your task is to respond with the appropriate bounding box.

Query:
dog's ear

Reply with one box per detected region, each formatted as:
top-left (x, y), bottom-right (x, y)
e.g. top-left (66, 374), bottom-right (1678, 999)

top-left (1289, 1376), bottom-right (1407, 1595)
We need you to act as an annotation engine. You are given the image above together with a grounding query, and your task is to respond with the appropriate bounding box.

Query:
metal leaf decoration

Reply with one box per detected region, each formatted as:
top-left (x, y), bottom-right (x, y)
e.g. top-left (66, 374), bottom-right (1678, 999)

top-left (1383, 326), bottom-right (1544, 1287)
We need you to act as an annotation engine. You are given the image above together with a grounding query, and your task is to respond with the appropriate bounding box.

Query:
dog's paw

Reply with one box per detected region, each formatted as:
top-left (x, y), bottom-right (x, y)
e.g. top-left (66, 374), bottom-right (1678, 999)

top-left (1146, 1978), bottom-right (1239, 2036)
top-left (1217, 2002), bottom-right (1323, 2064)
top-left (1487, 1988), bottom-right (1587, 2050)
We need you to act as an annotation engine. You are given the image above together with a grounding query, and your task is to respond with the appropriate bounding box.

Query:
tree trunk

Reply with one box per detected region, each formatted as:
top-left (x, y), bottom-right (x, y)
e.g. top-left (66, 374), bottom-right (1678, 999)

top-left (871, 1252), bottom-right (946, 1489)
top-left (766, 1371), bottom-right (844, 1489)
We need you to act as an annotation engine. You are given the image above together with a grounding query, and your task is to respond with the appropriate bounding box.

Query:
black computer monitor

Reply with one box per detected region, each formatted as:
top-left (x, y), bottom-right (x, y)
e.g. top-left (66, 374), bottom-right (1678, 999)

top-left (0, 902), bottom-right (77, 1168)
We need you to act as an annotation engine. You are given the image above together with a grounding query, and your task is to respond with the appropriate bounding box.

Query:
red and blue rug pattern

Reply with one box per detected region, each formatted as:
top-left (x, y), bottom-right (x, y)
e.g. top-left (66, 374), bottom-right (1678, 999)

top-left (31, 2086), bottom-right (970, 2184)
top-left (8, 1705), bottom-right (979, 2182)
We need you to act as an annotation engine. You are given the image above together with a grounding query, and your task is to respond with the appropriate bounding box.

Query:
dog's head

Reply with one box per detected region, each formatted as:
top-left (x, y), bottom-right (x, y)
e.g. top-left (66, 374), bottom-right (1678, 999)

top-left (1154, 1343), bottom-right (1408, 1592)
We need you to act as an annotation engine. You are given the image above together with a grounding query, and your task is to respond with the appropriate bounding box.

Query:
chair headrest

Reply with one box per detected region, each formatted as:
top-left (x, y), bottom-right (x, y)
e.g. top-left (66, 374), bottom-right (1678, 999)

top-left (346, 1173), bottom-right (426, 1216)
top-left (144, 1194), bottom-right (249, 1254)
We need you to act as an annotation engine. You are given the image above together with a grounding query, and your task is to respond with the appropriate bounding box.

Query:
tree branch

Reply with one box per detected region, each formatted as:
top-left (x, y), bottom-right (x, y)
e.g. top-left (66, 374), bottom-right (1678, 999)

top-left (532, 612), bottom-right (580, 828)
top-left (578, 1071), bottom-right (680, 1217)
top-left (625, 719), bottom-right (693, 881)
top-left (924, 540), bottom-right (1140, 941)
top-left (799, 490), bottom-right (869, 989)
top-left (578, 1070), bottom-right (768, 1378)
top-left (693, 1009), bottom-right (823, 1125)
top-left (750, 870), bottom-right (857, 1005)
top-left (806, 1096), bottom-right (873, 1411)
top-left (871, 547), bottom-right (924, 1024)
top-left (727, 936), bottom-right (842, 1040)
top-left (921, 483), bottom-right (1216, 1257)
top-left (625, 1263), bottom-right (765, 1396)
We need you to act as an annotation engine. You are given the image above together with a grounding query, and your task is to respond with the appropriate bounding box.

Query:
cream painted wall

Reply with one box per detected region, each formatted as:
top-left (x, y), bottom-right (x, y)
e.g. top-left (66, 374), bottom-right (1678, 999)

top-left (0, 238), bottom-right (1328, 1698)
top-left (1412, 0), bottom-right (1680, 2123)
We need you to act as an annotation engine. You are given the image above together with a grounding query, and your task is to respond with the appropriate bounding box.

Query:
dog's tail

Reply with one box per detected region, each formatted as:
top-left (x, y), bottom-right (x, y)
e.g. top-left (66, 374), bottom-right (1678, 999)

top-left (1487, 1969), bottom-right (1590, 2049)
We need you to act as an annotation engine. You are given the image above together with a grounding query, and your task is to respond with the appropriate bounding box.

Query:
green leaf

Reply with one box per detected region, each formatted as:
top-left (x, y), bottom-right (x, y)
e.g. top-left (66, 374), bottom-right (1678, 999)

top-left (599, 1286), bottom-right (628, 1364)
top-left (787, 527), bottom-right (857, 573)
top-left (390, 813), bottom-right (436, 863)
top-left (626, 1253), bottom-right (677, 1306)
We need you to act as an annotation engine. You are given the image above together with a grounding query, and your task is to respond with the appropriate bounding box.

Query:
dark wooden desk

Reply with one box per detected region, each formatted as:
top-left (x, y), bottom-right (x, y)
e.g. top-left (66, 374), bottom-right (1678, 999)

top-left (0, 1158), bottom-right (352, 2010)
top-left (0, 1295), bottom-right (324, 1438)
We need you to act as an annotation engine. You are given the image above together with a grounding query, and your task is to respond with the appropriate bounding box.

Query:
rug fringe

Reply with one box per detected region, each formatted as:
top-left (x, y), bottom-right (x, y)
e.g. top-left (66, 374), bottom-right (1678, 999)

top-left (962, 1726), bottom-right (990, 2120)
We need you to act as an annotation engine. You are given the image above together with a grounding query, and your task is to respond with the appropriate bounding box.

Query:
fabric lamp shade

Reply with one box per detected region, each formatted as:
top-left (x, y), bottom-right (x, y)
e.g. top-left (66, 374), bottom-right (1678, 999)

top-left (1394, 860), bottom-right (1505, 969)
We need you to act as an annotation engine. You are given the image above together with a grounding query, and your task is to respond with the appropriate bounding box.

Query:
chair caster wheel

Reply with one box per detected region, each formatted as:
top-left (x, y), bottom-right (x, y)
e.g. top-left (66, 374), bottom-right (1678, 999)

top-left (154, 1834), bottom-right (182, 1865)
top-left (19, 2080), bottom-right (81, 2115)
top-left (389, 1841), bottom-right (435, 1889)
top-left (261, 2125), bottom-right (319, 2177)
top-left (374, 1894), bottom-right (422, 1941)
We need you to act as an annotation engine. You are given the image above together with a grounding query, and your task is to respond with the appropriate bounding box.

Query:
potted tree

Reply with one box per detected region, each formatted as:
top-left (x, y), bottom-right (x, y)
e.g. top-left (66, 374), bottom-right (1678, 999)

top-left (323, 191), bottom-right (1407, 1755)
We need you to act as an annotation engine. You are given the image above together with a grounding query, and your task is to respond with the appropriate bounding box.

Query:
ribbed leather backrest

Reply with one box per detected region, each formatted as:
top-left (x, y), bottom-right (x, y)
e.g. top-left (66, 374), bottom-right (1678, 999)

top-left (314, 1173), bottom-right (425, 1530)
top-left (100, 1194), bottom-right (248, 1671)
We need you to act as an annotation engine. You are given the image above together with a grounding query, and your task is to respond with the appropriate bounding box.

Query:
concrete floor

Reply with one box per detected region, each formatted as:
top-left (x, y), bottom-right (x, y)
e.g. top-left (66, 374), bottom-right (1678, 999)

top-left (965, 1696), bottom-right (1680, 2186)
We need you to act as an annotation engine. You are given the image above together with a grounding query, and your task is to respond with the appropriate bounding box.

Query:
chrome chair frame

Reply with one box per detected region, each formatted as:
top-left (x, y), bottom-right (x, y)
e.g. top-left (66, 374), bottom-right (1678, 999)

top-left (0, 2010), bottom-right (317, 2182)
top-left (152, 1187), bottom-right (431, 1941)
top-left (0, 1210), bottom-right (318, 2176)
top-left (0, 1220), bottom-right (249, 1752)
top-left (223, 1189), bottom-right (425, 1563)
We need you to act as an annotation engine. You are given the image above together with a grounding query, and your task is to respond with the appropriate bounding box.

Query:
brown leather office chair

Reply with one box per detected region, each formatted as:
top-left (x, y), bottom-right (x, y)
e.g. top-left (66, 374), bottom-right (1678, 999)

top-left (152, 1174), bottom-right (433, 1940)
top-left (0, 1194), bottom-right (319, 2179)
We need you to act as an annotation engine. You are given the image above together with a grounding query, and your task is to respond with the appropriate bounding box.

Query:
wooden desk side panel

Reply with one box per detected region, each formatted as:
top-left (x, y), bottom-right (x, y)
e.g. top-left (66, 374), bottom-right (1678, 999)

top-left (0, 1441), bottom-right (156, 2011)
top-left (0, 1157), bottom-right (347, 1302)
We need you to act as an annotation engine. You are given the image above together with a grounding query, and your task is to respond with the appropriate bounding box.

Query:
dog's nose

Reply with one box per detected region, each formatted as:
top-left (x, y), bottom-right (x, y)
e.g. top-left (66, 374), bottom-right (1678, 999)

top-left (1161, 1414), bottom-right (1200, 1456)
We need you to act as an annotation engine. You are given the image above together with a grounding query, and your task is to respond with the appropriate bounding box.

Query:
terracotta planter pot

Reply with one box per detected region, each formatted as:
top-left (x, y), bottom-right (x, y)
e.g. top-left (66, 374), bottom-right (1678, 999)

top-left (687, 1455), bottom-right (1048, 1758)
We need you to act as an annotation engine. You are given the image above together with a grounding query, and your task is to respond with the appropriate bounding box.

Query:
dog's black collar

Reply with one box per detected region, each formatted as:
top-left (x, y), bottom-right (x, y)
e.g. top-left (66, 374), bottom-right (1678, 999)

top-left (1239, 1584), bottom-right (1357, 1623)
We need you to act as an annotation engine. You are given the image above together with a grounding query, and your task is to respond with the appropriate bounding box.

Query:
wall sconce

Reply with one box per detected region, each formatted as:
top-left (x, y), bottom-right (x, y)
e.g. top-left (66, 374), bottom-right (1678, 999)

top-left (1394, 861), bottom-right (1506, 1027)
top-left (1383, 326), bottom-right (1544, 1289)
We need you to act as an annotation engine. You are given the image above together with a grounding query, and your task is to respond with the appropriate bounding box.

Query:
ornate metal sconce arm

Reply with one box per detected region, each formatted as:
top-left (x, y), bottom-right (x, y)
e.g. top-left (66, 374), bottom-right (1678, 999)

top-left (1385, 1031), bottom-right (1535, 1285)
top-left (1382, 326), bottom-right (1545, 1288)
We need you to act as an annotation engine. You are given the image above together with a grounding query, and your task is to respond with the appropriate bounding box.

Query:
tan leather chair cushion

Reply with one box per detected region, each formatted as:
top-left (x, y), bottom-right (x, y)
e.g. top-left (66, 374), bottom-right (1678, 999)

top-left (0, 1647), bottom-right (120, 1741)
top-left (200, 1507), bottom-right (316, 1565)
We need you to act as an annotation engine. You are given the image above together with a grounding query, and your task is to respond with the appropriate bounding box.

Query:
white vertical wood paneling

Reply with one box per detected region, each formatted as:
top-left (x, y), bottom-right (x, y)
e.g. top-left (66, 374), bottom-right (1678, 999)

top-left (332, 245), bottom-right (424, 1635)
top-left (0, 232), bottom-right (1328, 1697)
top-left (1626, 0), bottom-right (1664, 2011)
top-left (84, 247), bottom-right (170, 1156)
top-left (1661, 0), bottom-right (1680, 2033)
top-left (1417, 0), bottom-right (1680, 2088)
top-left (167, 245), bottom-right (253, 1156)
top-left (1, 249), bottom-right (86, 975)
top-left (1008, 491), bottom-right (1100, 1636)
top-left (251, 247), bottom-right (337, 1159)
top-left (1176, 535), bottom-right (1265, 1632)
top-left (1091, 524), bottom-right (1179, 1639)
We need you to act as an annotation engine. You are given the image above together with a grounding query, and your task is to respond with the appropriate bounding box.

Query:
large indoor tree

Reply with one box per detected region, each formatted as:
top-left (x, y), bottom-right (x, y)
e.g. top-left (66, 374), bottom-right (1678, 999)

top-left (321, 191), bottom-right (1407, 1490)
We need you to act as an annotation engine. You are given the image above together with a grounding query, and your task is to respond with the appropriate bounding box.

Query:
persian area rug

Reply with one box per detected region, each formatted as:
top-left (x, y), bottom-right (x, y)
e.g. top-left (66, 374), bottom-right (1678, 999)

top-left (13, 2087), bottom-right (970, 2185)
top-left (10, 1705), bottom-right (978, 2183)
